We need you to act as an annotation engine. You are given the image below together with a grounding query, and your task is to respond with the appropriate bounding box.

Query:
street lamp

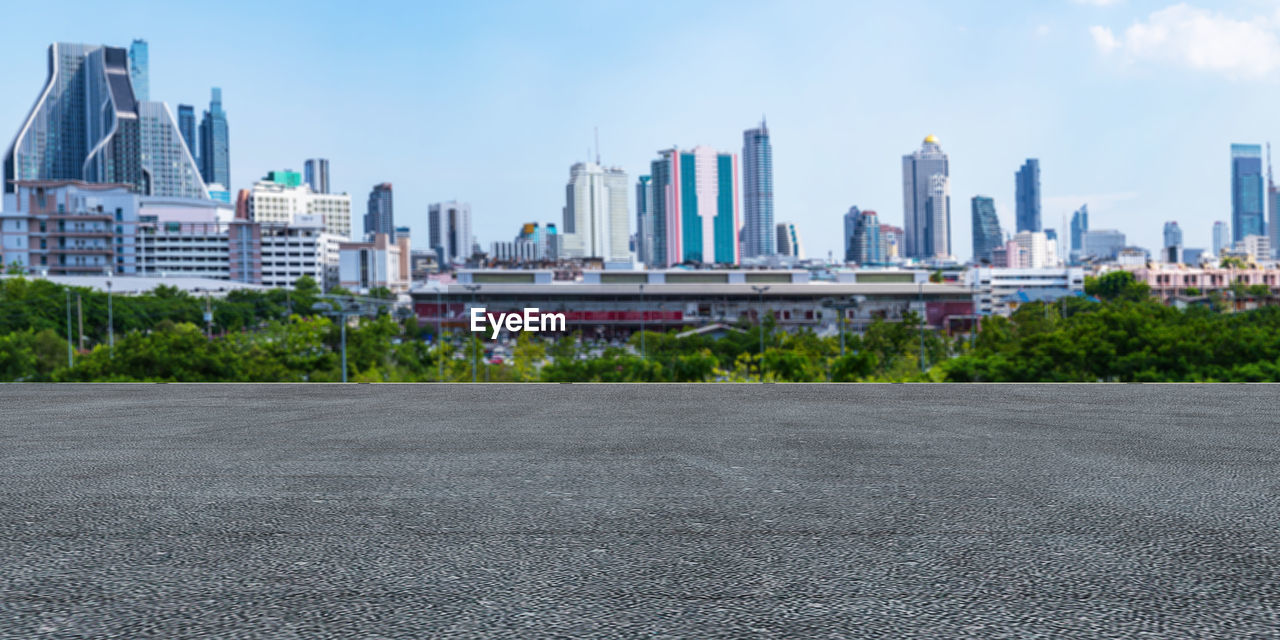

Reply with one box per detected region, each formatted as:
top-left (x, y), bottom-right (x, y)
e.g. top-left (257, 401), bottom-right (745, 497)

top-left (435, 287), bottom-right (444, 381)
top-left (918, 281), bottom-right (926, 374)
top-left (463, 284), bottom-right (481, 383)
top-left (312, 301), bottom-right (349, 383)
top-left (638, 283), bottom-right (646, 360)
top-left (65, 288), bottom-right (73, 368)
top-left (821, 295), bottom-right (865, 358)
top-left (750, 285), bottom-right (770, 381)
top-left (105, 270), bottom-right (114, 359)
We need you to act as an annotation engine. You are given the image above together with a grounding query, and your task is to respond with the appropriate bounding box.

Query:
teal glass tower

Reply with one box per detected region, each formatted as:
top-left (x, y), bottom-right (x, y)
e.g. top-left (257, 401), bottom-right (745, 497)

top-left (199, 88), bottom-right (231, 188)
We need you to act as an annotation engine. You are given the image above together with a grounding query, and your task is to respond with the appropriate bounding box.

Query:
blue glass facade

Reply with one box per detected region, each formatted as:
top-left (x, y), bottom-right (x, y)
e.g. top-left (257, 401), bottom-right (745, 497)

top-left (741, 120), bottom-right (774, 258)
top-left (177, 105), bottom-right (197, 160)
top-left (971, 196), bottom-right (1002, 263)
top-left (1015, 158), bottom-right (1041, 233)
top-left (129, 39), bottom-right (148, 102)
top-left (199, 88), bottom-right (230, 188)
top-left (1232, 144), bottom-right (1265, 242)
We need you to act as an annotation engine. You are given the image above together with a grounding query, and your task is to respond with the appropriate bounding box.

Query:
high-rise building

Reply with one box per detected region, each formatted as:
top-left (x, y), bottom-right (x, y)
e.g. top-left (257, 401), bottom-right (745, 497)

top-left (1015, 158), bottom-right (1041, 232)
top-left (1069, 205), bottom-right (1089, 259)
top-left (304, 159), bottom-right (330, 194)
top-left (902, 135), bottom-right (950, 259)
top-left (246, 172), bottom-right (351, 239)
top-left (971, 196), bottom-right (1002, 264)
top-left (428, 201), bottom-right (472, 264)
top-left (1084, 229), bottom-right (1126, 261)
top-left (5, 43), bottom-right (145, 195)
top-left (364, 183), bottom-right (394, 238)
top-left (177, 105), bottom-right (197, 160)
top-left (1163, 221), bottom-right (1183, 249)
top-left (1012, 230), bottom-right (1056, 268)
top-left (649, 146), bottom-right (740, 267)
top-left (199, 88), bottom-right (230, 189)
top-left (1231, 144), bottom-right (1265, 243)
top-left (843, 206), bottom-right (861, 263)
top-left (776, 222), bottom-right (802, 258)
top-left (635, 175), bottom-right (654, 266)
top-left (138, 102), bottom-right (209, 199)
top-left (561, 162), bottom-right (630, 261)
top-left (128, 39), bottom-right (149, 103)
top-left (1213, 220), bottom-right (1230, 256)
top-left (848, 209), bottom-right (882, 266)
top-left (741, 119), bottom-right (774, 258)
top-left (880, 225), bottom-right (904, 261)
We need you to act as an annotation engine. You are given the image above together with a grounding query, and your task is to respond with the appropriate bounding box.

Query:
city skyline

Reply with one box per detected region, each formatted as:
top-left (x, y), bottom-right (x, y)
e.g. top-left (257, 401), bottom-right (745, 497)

top-left (5, 2), bottom-right (1280, 259)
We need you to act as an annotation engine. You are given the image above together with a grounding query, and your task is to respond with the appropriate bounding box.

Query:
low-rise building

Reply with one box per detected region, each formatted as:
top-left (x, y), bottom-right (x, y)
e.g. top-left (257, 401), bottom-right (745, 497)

top-left (338, 232), bottom-right (408, 293)
top-left (1, 180), bottom-right (140, 275)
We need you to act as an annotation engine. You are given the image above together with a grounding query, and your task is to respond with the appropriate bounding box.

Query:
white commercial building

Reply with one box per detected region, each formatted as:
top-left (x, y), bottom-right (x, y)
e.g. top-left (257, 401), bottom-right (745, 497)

top-left (1012, 231), bottom-right (1060, 268)
top-left (338, 232), bottom-right (409, 293)
top-left (428, 201), bottom-right (473, 264)
top-left (246, 176), bottom-right (352, 240)
top-left (258, 214), bottom-right (342, 289)
top-left (967, 266), bottom-right (1086, 316)
top-left (561, 162), bottom-right (630, 262)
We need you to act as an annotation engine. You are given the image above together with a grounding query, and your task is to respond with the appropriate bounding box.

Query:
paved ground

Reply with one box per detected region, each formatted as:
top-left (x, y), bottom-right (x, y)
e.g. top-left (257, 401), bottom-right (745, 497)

top-left (1, 384), bottom-right (1278, 639)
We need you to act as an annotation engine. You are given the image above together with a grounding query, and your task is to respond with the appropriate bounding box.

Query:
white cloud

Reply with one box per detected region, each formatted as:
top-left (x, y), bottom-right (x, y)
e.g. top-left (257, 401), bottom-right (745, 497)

top-left (1074, 0), bottom-right (1123, 6)
top-left (1090, 4), bottom-right (1280, 78)
top-left (1090, 25), bottom-right (1120, 53)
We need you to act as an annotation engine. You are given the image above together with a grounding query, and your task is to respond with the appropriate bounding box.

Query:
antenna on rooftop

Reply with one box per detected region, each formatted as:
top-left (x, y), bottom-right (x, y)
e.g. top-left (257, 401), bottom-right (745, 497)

top-left (594, 126), bottom-right (600, 165)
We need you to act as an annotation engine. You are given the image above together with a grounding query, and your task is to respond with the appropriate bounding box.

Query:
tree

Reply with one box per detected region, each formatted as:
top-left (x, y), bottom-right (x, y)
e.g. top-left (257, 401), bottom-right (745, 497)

top-left (1085, 271), bottom-right (1150, 302)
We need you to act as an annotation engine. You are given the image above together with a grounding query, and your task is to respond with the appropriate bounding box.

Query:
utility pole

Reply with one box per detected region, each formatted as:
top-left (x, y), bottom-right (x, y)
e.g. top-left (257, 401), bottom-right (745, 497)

top-left (463, 284), bottom-right (481, 382)
top-left (751, 285), bottom-right (770, 381)
top-left (638, 283), bottom-right (646, 360)
top-left (106, 276), bottom-right (114, 359)
top-left (65, 289), bottom-right (73, 368)
top-left (918, 281), bottom-right (926, 374)
top-left (77, 293), bottom-right (84, 351)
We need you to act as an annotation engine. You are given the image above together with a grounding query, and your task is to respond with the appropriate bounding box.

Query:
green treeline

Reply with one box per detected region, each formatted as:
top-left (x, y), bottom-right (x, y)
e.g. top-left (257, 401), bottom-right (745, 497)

top-left (3, 271), bottom-right (1280, 382)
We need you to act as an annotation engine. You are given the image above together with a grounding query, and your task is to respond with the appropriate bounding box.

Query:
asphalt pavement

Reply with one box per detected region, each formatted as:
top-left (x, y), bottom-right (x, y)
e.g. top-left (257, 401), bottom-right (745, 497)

top-left (1, 384), bottom-right (1278, 638)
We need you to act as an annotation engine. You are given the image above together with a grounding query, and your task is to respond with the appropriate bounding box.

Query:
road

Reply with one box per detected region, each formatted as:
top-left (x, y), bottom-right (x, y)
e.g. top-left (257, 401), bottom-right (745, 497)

top-left (1, 384), bottom-right (1278, 638)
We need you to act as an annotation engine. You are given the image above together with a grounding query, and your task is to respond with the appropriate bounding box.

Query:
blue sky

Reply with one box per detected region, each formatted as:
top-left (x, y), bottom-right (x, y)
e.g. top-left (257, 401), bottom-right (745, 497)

top-left (5, 0), bottom-right (1280, 259)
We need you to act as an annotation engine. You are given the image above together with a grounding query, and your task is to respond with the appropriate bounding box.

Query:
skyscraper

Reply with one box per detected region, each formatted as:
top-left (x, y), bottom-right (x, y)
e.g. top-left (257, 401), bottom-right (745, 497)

top-left (1015, 158), bottom-right (1041, 232)
top-left (177, 105), bottom-right (197, 160)
top-left (129, 39), bottom-right (149, 102)
top-left (776, 222), bottom-right (802, 258)
top-left (138, 101), bottom-right (209, 199)
top-left (635, 175), bottom-right (654, 265)
top-left (428, 201), bottom-right (473, 264)
top-left (1163, 221), bottom-right (1183, 249)
top-left (843, 206), bottom-right (861, 263)
top-left (5, 43), bottom-right (146, 194)
top-left (561, 162), bottom-right (630, 262)
top-left (649, 146), bottom-right (740, 266)
top-left (1070, 205), bottom-right (1089, 259)
top-left (971, 196), bottom-right (1002, 264)
top-left (902, 135), bottom-right (950, 260)
top-left (365, 183), bottom-right (394, 238)
top-left (741, 119), bottom-right (774, 258)
top-left (1213, 220), bottom-right (1230, 256)
top-left (304, 159), bottom-right (330, 194)
top-left (1231, 143), bottom-right (1265, 243)
top-left (199, 88), bottom-right (230, 188)
top-left (848, 209), bottom-right (882, 265)
top-left (1270, 145), bottom-right (1279, 259)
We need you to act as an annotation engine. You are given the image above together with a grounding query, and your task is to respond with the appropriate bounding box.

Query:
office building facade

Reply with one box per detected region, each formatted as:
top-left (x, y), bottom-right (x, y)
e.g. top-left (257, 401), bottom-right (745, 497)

top-left (177, 105), bottom-right (197, 160)
top-left (848, 209), bottom-right (882, 266)
top-left (428, 201), bottom-right (472, 264)
top-left (776, 222), bottom-right (802, 258)
top-left (304, 158), bottom-right (330, 194)
top-left (649, 146), bottom-right (740, 267)
top-left (364, 182), bottom-right (394, 238)
top-left (5, 43), bottom-right (147, 195)
top-left (138, 101), bottom-right (209, 199)
top-left (635, 175), bottom-right (654, 266)
top-left (128, 39), bottom-right (148, 103)
top-left (1015, 158), bottom-right (1041, 232)
top-left (1163, 221), bottom-right (1183, 250)
top-left (198, 88), bottom-right (230, 188)
top-left (245, 172), bottom-right (352, 239)
top-left (741, 119), bottom-right (774, 258)
top-left (561, 162), bottom-right (630, 262)
top-left (971, 196), bottom-right (1002, 264)
top-left (1231, 144), bottom-right (1265, 243)
top-left (902, 135), bottom-right (950, 259)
